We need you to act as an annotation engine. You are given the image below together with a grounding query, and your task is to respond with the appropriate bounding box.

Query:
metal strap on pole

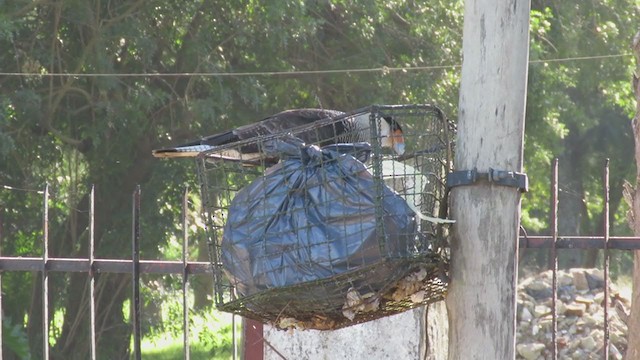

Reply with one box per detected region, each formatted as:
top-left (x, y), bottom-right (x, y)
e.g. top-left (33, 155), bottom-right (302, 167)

top-left (447, 168), bottom-right (529, 192)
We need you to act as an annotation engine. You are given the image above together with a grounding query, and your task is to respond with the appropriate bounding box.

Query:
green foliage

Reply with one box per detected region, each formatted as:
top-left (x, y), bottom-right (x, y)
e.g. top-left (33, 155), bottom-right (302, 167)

top-left (523, 1), bottom-right (637, 239)
top-left (0, 0), bottom-right (638, 355)
top-left (139, 298), bottom-right (238, 359)
top-left (3, 316), bottom-right (31, 360)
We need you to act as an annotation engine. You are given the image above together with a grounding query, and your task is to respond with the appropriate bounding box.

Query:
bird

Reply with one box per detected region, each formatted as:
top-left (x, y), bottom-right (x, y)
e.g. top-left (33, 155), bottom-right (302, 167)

top-left (151, 108), bottom-right (405, 162)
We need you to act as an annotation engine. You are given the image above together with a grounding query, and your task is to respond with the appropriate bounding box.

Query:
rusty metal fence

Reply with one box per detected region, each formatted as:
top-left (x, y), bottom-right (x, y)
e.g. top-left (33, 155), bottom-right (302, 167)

top-left (1, 158), bottom-right (639, 359)
top-left (519, 159), bottom-right (640, 360)
top-left (0, 185), bottom-right (236, 360)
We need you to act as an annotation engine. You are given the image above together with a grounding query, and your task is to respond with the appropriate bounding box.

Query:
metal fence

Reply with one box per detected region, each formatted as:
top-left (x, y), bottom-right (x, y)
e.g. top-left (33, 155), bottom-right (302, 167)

top-left (0, 185), bottom-right (234, 360)
top-left (1, 158), bottom-right (639, 359)
top-left (519, 159), bottom-right (640, 360)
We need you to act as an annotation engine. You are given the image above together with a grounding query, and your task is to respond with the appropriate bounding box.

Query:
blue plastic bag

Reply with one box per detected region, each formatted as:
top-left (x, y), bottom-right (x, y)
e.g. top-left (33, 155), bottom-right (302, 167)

top-left (221, 137), bottom-right (417, 296)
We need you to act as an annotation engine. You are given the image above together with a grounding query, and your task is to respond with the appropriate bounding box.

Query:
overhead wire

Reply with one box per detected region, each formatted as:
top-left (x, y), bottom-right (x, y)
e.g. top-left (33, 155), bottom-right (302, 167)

top-left (0, 53), bottom-right (631, 78)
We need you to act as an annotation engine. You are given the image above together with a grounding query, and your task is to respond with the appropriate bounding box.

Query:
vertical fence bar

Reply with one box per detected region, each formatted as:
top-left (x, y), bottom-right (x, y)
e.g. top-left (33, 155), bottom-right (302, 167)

top-left (89, 185), bottom-right (97, 360)
top-left (232, 315), bottom-right (237, 360)
top-left (182, 187), bottom-right (190, 360)
top-left (132, 186), bottom-right (142, 360)
top-left (244, 319), bottom-right (264, 360)
top-left (42, 184), bottom-right (50, 360)
top-left (0, 205), bottom-right (3, 360)
top-left (603, 160), bottom-right (610, 360)
top-left (550, 159), bottom-right (559, 360)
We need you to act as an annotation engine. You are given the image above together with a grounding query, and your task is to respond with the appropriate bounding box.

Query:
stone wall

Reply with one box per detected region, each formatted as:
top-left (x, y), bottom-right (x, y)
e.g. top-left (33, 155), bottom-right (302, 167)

top-left (516, 268), bottom-right (629, 360)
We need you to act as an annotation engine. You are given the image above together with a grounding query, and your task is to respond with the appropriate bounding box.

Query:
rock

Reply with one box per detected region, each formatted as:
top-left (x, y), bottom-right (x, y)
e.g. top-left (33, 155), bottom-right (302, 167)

top-left (564, 303), bottom-right (587, 317)
top-left (277, 317), bottom-right (301, 330)
top-left (410, 290), bottom-right (426, 303)
top-left (568, 323), bottom-right (577, 335)
top-left (610, 327), bottom-right (625, 344)
top-left (558, 285), bottom-right (576, 299)
top-left (558, 271), bottom-right (574, 286)
top-left (568, 338), bottom-right (582, 350)
top-left (555, 300), bottom-right (567, 315)
top-left (613, 298), bottom-right (629, 324)
top-left (570, 269), bottom-right (590, 291)
top-left (538, 315), bottom-right (552, 328)
top-left (516, 268), bottom-right (629, 359)
top-left (534, 304), bottom-right (551, 317)
top-left (525, 279), bottom-right (553, 299)
top-left (582, 313), bottom-right (599, 327)
top-left (341, 288), bottom-right (380, 320)
top-left (584, 269), bottom-right (605, 290)
top-left (580, 335), bottom-right (597, 351)
top-left (575, 295), bottom-right (593, 305)
top-left (521, 306), bottom-right (533, 321)
top-left (531, 322), bottom-right (539, 336)
top-left (571, 348), bottom-right (585, 359)
top-left (516, 343), bottom-right (545, 360)
top-left (610, 343), bottom-right (623, 360)
top-left (557, 336), bottom-right (568, 349)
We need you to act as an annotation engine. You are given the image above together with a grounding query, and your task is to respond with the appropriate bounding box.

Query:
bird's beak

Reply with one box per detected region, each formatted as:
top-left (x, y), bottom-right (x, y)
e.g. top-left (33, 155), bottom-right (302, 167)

top-left (392, 129), bottom-right (405, 155)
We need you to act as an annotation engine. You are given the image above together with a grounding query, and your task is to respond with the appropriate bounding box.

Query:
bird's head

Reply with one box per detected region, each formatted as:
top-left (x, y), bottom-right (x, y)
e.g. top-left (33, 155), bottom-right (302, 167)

top-left (381, 116), bottom-right (405, 155)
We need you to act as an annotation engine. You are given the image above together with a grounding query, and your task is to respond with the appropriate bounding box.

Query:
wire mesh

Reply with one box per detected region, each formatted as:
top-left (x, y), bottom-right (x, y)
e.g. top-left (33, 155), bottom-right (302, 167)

top-left (197, 104), bottom-right (454, 330)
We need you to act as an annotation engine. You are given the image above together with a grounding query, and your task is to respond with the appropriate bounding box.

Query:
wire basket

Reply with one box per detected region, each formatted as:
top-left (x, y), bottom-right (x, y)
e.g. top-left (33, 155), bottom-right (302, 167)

top-left (197, 104), bottom-right (454, 330)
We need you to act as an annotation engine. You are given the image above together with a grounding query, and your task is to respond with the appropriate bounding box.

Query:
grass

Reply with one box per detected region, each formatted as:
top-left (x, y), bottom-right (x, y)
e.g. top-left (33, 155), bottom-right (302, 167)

top-left (135, 300), bottom-right (242, 359)
top-left (141, 333), bottom-right (236, 359)
top-left (114, 260), bottom-right (245, 360)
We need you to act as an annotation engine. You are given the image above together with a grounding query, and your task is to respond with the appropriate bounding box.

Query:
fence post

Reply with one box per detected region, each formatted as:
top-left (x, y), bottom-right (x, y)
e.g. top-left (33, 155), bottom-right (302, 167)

top-left (0, 198), bottom-right (3, 360)
top-left (551, 159), bottom-right (559, 359)
top-left (42, 184), bottom-right (50, 360)
top-left (603, 160), bottom-right (610, 359)
top-left (132, 186), bottom-right (142, 360)
top-left (182, 187), bottom-right (190, 360)
top-left (89, 185), bottom-right (97, 360)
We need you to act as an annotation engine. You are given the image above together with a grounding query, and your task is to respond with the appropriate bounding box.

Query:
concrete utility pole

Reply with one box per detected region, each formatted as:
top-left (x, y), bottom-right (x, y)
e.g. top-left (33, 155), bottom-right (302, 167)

top-left (446, 0), bottom-right (530, 359)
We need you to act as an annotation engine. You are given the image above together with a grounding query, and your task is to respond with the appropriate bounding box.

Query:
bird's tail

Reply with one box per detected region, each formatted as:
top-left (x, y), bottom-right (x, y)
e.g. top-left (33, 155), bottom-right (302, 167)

top-left (152, 130), bottom-right (238, 158)
top-left (152, 144), bottom-right (215, 158)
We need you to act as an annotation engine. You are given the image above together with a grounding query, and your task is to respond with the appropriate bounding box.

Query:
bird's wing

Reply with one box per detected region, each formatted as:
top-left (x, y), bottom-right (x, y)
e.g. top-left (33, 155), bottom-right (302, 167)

top-left (152, 109), bottom-right (347, 159)
top-left (374, 160), bottom-right (456, 224)
top-left (232, 109), bottom-right (346, 143)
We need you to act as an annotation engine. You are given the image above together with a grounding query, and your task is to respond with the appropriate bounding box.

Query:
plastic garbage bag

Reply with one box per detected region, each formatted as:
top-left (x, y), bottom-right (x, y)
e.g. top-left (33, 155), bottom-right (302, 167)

top-left (221, 136), bottom-right (417, 297)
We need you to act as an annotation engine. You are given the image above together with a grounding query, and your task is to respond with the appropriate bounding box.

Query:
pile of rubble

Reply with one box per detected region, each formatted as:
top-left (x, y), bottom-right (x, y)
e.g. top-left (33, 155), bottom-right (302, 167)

top-left (516, 268), bottom-right (630, 360)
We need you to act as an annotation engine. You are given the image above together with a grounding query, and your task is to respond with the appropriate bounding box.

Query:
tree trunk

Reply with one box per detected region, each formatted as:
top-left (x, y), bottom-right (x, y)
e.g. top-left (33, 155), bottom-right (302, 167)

top-left (623, 30), bottom-right (640, 360)
top-left (193, 238), bottom-right (214, 310)
top-left (556, 129), bottom-right (588, 268)
top-left (446, 1), bottom-right (530, 359)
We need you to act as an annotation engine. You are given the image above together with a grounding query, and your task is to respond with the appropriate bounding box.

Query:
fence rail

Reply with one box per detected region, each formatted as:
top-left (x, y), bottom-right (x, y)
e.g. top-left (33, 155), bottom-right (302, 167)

top-left (1, 158), bottom-right (639, 359)
top-left (0, 185), bottom-right (232, 360)
top-left (519, 236), bottom-right (640, 249)
top-left (0, 257), bottom-right (211, 273)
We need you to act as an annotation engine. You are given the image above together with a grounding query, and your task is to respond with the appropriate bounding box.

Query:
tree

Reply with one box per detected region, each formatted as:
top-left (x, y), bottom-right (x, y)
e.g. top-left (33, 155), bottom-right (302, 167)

top-left (521, 1), bottom-right (637, 271)
top-left (446, 1), bottom-right (530, 359)
top-left (622, 29), bottom-right (640, 360)
top-left (4, 0), bottom-right (636, 357)
top-left (0, 1), bottom-right (464, 357)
